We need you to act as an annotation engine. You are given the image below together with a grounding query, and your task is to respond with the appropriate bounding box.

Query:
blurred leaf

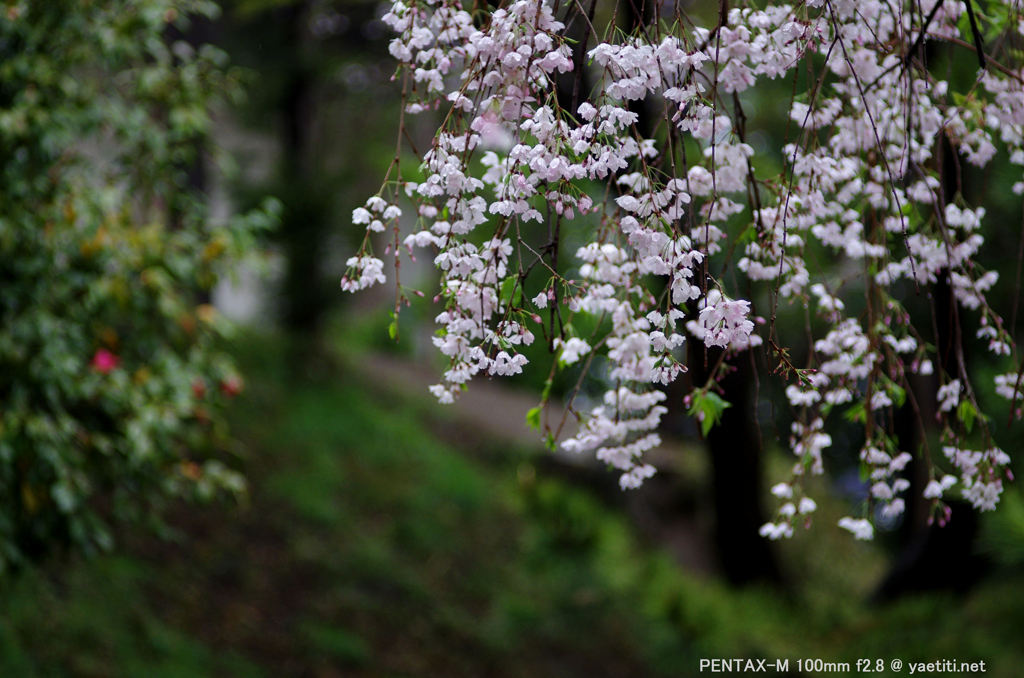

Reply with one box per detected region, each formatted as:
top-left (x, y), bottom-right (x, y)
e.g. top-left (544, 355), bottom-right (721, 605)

top-left (687, 391), bottom-right (731, 438)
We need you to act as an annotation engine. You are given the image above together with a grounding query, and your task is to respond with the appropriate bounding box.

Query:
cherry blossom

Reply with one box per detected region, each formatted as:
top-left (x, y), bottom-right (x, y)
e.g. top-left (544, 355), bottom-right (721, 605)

top-left (344, 0), bottom-right (1024, 540)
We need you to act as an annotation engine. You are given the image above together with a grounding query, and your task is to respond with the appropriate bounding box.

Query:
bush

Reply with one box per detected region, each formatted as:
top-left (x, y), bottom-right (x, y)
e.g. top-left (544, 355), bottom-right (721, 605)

top-left (0, 0), bottom-right (277, 571)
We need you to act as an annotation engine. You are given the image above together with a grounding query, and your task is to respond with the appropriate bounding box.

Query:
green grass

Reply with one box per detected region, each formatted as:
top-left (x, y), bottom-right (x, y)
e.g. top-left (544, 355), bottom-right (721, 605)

top-left (0, 334), bottom-right (697, 676)
top-left (2, 332), bottom-right (1024, 676)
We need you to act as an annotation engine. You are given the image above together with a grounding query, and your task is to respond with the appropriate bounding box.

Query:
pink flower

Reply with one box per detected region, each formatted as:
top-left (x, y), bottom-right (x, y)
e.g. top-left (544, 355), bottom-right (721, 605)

top-left (91, 349), bottom-right (120, 374)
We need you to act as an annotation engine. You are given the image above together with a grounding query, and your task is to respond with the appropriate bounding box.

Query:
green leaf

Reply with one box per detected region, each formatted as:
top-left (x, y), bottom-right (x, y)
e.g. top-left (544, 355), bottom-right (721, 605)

top-left (687, 391), bottom-right (732, 438)
top-left (891, 384), bottom-right (907, 408)
top-left (526, 406), bottom-right (541, 431)
top-left (540, 378), bottom-right (553, 401)
top-left (843, 402), bottom-right (866, 424)
top-left (499, 276), bottom-right (517, 306)
top-left (958, 399), bottom-right (977, 433)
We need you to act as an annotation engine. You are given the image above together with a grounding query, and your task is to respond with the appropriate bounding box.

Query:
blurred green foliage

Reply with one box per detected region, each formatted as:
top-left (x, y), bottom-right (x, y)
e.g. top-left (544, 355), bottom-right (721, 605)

top-left (1, 334), bottom-right (1023, 675)
top-left (0, 333), bottom-right (697, 676)
top-left (0, 0), bottom-right (278, 571)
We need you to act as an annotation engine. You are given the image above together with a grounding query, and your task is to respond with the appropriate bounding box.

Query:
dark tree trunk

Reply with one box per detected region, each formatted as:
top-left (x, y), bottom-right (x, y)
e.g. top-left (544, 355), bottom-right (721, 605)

top-left (872, 499), bottom-right (987, 602)
top-left (688, 345), bottom-right (786, 587)
top-left (873, 132), bottom-right (989, 599)
top-left (619, 0), bottom-right (780, 586)
top-left (273, 1), bottom-right (335, 341)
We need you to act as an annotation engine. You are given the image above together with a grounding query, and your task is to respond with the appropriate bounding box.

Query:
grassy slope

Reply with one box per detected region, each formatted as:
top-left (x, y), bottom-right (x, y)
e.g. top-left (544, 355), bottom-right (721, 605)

top-left (0, 336), bottom-right (697, 677)
top-left (1, 334), bottom-right (1024, 676)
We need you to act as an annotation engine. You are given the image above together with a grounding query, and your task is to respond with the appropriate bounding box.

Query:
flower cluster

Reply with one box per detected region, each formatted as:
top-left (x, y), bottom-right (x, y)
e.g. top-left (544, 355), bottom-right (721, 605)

top-left (347, 0), bottom-right (1024, 540)
top-left (943, 445), bottom-right (1012, 512)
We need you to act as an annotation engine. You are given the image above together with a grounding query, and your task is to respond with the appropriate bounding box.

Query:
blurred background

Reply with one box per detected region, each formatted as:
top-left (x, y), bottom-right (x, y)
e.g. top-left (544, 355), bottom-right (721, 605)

top-left (2, 0), bottom-right (1024, 676)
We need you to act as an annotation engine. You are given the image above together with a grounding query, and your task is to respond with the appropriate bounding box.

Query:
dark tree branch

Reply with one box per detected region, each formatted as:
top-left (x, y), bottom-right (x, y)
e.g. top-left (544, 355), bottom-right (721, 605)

top-left (964, 0), bottom-right (987, 70)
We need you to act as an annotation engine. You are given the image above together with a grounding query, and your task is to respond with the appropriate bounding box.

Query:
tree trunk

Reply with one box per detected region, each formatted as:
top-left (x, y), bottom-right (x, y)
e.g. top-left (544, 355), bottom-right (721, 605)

top-left (688, 345), bottom-right (786, 587)
top-left (277, 1), bottom-right (331, 338)
top-left (873, 131), bottom-right (989, 600)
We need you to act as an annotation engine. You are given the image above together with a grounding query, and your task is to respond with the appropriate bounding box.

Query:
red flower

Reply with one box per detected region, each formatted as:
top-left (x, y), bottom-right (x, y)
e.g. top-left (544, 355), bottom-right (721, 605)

top-left (220, 374), bottom-right (243, 398)
top-left (91, 349), bottom-right (120, 374)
